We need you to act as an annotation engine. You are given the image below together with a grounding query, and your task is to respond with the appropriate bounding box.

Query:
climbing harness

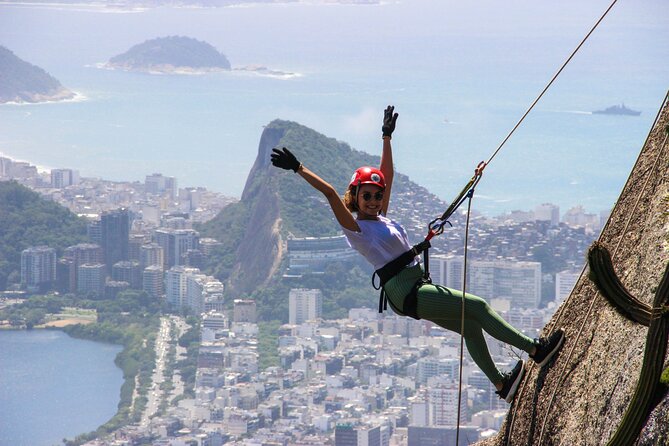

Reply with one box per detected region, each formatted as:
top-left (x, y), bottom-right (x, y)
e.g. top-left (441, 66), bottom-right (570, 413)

top-left (372, 161), bottom-right (484, 319)
top-left (373, 0), bottom-right (623, 441)
top-left (372, 162), bottom-right (481, 446)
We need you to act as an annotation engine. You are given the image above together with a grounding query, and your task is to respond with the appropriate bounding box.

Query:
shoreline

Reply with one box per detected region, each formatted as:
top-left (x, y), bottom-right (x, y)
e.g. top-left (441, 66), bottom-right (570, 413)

top-left (0, 327), bottom-right (126, 446)
top-left (0, 90), bottom-right (87, 107)
top-left (97, 62), bottom-right (302, 79)
top-left (0, 0), bottom-right (380, 13)
top-left (0, 150), bottom-right (53, 174)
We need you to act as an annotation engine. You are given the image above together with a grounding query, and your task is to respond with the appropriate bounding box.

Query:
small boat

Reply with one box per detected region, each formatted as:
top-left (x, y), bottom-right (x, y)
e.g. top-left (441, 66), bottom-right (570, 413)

top-left (592, 103), bottom-right (641, 116)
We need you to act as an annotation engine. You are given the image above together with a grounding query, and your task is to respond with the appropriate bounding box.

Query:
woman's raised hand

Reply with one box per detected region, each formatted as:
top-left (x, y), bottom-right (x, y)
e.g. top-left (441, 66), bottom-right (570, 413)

top-left (382, 105), bottom-right (399, 138)
top-left (271, 147), bottom-right (301, 172)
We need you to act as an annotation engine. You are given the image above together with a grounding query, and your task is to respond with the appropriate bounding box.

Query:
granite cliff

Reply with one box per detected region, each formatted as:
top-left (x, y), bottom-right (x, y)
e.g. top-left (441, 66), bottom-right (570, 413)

top-left (478, 92), bottom-right (669, 445)
top-left (198, 119), bottom-right (444, 296)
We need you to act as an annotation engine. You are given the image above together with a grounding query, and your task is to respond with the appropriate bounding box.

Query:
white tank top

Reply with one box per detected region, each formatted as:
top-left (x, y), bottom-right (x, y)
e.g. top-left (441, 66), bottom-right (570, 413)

top-left (342, 215), bottom-right (419, 270)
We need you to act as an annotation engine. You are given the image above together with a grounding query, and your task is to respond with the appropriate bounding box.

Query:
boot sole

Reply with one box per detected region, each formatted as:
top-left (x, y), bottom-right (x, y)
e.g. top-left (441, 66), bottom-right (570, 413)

top-left (505, 360), bottom-right (525, 403)
top-left (536, 329), bottom-right (565, 367)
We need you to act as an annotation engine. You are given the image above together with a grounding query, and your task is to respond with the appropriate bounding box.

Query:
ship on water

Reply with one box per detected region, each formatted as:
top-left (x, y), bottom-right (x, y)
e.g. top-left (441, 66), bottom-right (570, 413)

top-left (592, 103), bottom-right (641, 116)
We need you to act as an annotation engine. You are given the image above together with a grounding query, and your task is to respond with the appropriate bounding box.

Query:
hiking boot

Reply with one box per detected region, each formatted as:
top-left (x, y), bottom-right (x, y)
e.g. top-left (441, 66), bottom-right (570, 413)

top-left (530, 328), bottom-right (566, 367)
top-left (496, 359), bottom-right (525, 403)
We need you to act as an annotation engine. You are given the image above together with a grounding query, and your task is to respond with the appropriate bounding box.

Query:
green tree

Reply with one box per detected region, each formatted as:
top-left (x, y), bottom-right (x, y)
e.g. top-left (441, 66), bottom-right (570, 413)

top-left (0, 181), bottom-right (87, 290)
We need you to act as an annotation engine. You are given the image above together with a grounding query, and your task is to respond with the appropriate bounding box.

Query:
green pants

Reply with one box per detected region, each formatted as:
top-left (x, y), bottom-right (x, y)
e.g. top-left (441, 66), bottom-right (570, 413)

top-left (384, 264), bottom-right (536, 384)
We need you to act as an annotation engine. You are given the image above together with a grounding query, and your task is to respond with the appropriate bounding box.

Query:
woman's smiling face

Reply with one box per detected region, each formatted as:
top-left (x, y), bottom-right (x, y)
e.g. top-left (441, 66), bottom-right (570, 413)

top-left (356, 184), bottom-right (385, 219)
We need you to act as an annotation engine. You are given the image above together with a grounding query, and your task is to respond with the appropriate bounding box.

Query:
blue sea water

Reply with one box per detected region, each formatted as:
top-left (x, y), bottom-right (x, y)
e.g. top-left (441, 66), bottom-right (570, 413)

top-left (0, 0), bottom-right (667, 217)
top-left (0, 329), bottom-right (123, 446)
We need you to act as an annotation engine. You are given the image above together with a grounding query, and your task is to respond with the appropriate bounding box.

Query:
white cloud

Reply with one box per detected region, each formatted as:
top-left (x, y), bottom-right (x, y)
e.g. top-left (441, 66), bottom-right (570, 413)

top-left (342, 107), bottom-right (378, 137)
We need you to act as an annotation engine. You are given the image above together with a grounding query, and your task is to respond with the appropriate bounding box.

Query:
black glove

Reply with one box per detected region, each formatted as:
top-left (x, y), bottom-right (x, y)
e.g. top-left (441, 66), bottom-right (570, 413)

top-left (382, 105), bottom-right (399, 138)
top-left (271, 147), bottom-right (301, 172)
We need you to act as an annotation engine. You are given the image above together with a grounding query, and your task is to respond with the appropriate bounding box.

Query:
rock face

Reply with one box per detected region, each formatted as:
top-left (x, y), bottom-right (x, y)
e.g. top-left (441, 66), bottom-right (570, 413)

top-left (478, 92), bottom-right (669, 445)
top-left (205, 119), bottom-right (382, 294)
top-left (199, 119), bottom-right (443, 296)
top-left (228, 124), bottom-right (286, 295)
top-left (107, 36), bottom-right (231, 73)
top-left (0, 46), bottom-right (75, 104)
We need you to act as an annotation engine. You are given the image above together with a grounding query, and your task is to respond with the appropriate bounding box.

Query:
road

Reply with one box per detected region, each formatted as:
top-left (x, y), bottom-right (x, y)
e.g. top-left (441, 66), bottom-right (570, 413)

top-left (139, 315), bottom-right (188, 427)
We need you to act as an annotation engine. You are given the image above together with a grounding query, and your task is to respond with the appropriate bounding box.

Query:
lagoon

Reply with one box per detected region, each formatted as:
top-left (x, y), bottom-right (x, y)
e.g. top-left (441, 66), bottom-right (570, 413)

top-left (0, 329), bottom-right (123, 446)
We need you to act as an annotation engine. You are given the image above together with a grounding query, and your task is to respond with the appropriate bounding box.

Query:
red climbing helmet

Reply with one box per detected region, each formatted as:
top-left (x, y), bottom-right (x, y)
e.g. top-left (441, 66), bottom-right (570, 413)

top-left (349, 167), bottom-right (386, 191)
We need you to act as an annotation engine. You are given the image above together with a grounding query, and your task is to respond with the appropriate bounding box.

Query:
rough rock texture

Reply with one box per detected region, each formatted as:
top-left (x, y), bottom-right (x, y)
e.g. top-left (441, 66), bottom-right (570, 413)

top-left (228, 125), bottom-right (286, 294)
top-left (477, 92), bottom-right (669, 445)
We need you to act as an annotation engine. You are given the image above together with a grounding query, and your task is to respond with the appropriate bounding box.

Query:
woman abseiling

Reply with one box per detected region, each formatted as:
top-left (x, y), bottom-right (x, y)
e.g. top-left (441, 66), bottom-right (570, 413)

top-left (270, 105), bottom-right (565, 402)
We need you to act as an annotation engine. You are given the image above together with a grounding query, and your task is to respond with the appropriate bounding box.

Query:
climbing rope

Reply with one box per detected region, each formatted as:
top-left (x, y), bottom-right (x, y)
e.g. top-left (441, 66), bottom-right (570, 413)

top-left (455, 189), bottom-right (476, 446)
top-left (422, 0), bottom-right (622, 441)
top-left (485, 0), bottom-right (620, 168)
top-left (533, 93), bottom-right (669, 445)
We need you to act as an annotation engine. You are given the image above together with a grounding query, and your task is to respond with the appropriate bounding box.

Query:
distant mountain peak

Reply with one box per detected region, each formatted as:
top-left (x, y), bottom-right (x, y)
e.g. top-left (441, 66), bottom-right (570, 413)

top-left (199, 119), bottom-right (443, 295)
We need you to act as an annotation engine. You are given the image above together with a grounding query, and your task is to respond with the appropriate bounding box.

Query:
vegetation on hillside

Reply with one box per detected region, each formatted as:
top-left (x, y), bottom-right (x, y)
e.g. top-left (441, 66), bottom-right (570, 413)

top-left (196, 200), bottom-right (250, 281)
top-left (176, 316), bottom-right (201, 399)
top-left (0, 45), bottom-right (71, 103)
top-left (196, 120), bottom-right (400, 321)
top-left (0, 181), bottom-right (88, 290)
top-left (109, 36), bottom-right (231, 70)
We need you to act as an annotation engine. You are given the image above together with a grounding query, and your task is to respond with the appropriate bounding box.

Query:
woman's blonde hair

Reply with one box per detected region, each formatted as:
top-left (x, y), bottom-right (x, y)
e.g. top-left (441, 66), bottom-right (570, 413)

top-left (344, 189), bottom-right (357, 212)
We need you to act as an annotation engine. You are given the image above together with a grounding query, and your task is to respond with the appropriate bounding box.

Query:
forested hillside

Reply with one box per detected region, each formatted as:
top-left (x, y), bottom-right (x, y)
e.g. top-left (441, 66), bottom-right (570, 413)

top-left (0, 45), bottom-right (74, 103)
top-left (0, 181), bottom-right (88, 289)
top-left (108, 36), bottom-right (231, 71)
top-left (197, 119), bottom-right (443, 320)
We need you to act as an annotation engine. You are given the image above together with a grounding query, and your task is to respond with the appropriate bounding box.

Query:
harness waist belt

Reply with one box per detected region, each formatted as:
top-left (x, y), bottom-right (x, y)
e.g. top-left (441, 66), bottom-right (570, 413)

top-left (373, 240), bottom-right (431, 319)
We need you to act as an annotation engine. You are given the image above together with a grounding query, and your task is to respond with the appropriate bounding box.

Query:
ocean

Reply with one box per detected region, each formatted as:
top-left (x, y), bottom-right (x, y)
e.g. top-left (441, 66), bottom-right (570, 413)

top-left (0, 0), bottom-right (667, 216)
top-left (0, 329), bottom-right (123, 446)
top-left (0, 2), bottom-right (667, 443)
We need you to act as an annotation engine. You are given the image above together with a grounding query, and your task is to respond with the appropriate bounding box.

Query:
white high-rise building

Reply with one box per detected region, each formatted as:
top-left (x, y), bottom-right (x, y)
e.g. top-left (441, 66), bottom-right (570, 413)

top-left (140, 243), bottom-right (164, 269)
top-left (185, 272), bottom-right (208, 315)
top-left (534, 203), bottom-right (560, 226)
top-left (21, 246), bottom-right (56, 292)
top-left (436, 257), bottom-right (541, 308)
top-left (165, 266), bottom-right (198, 310)
top-left (556, 269), bottom-right (581, 303)
top-left (165, 266), bottom-right (223, 314)
top-left (410, 399), bottom-right (429, 427)
top-left (563, 205), bottom-right (601, 233)
top-left (289, 288), bottom-right (323, 325)
top-left (50, 168), bottom-right (79, 188)
top-left (416, 357), bottom-right (460, 384)
top-left (469, 260), bottom-right (542, 308)
top-left (429, 255), bottom-right (465, 289)
top-left (427, 377), bottom-right (467, 426)
top-left (142, 265), bottom-right (164, 299)
top-left (145, 173), bottom-right (177, 199)
top-left (154, 228), bottom-right (199, 269)
top-left (77, 263), bottom-right (106, 297)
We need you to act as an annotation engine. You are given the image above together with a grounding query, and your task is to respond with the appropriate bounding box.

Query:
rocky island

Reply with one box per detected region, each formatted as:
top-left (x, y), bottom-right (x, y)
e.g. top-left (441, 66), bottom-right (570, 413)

top-left (104, 36), bottom-right (232, 74)
top-left (0, 46), bottom-right (75, 104)
top-left (105, 35), bottom-right (298, 78)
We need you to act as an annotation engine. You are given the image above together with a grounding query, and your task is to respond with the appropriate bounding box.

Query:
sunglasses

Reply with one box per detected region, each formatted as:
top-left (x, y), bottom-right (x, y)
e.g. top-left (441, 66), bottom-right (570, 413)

top-left (361, 191), bottom-right (384, 202)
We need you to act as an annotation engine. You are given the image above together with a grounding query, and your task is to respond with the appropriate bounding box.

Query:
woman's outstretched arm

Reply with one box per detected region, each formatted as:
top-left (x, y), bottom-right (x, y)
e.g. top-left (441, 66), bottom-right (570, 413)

top-left (271, 147), bottom-right (360, 232)
top-left (380, 105), bottom-right (398, 216)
